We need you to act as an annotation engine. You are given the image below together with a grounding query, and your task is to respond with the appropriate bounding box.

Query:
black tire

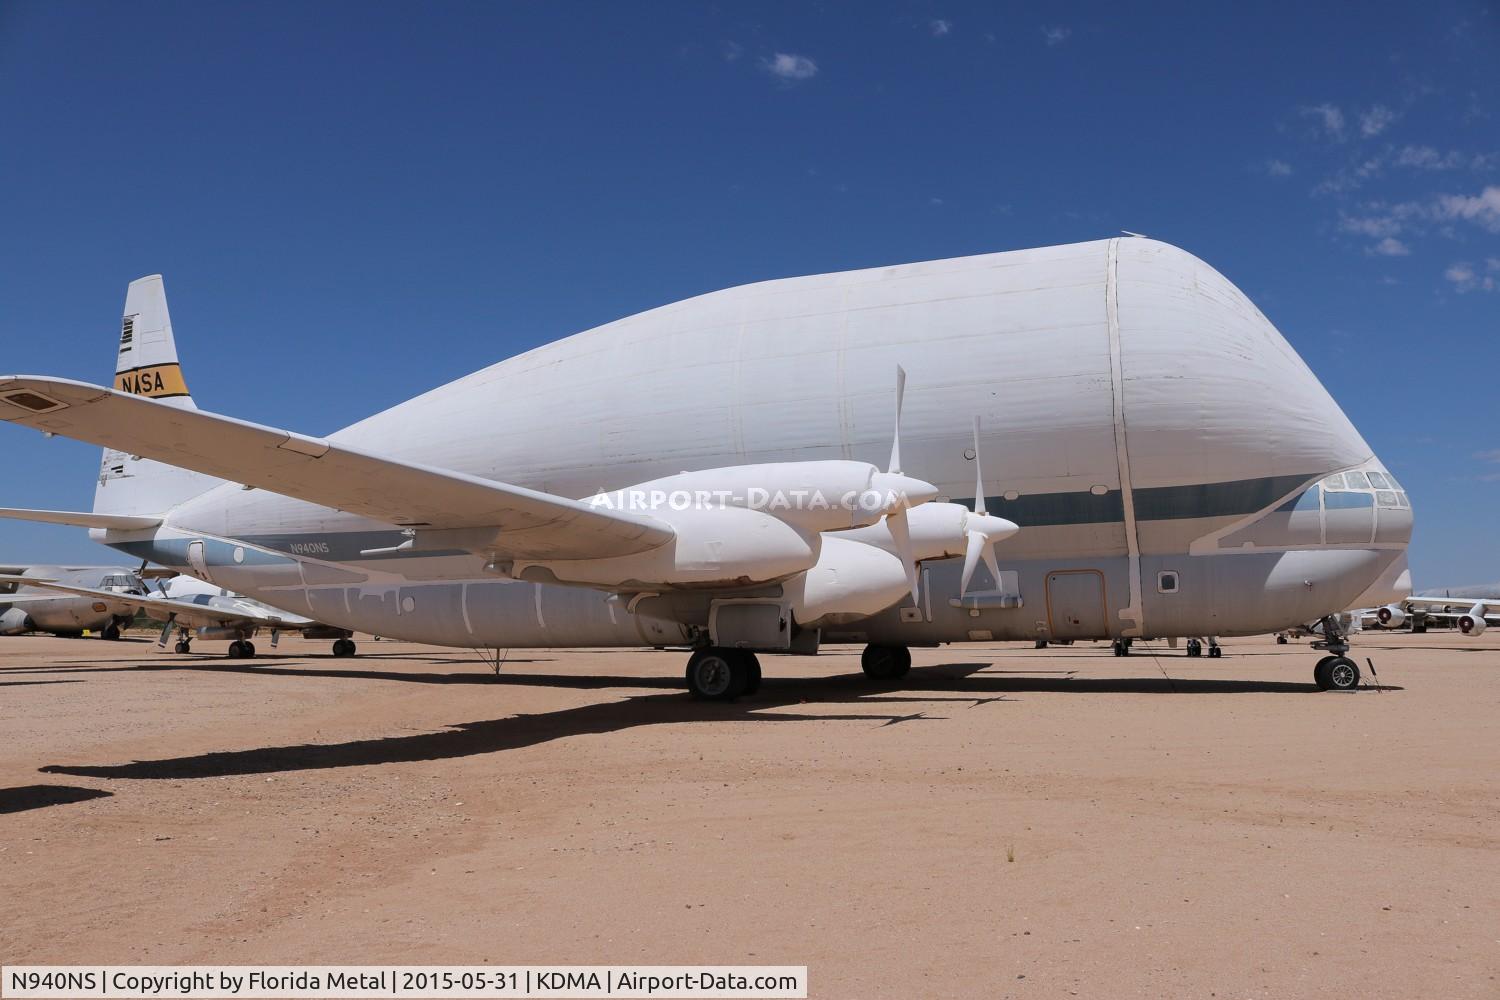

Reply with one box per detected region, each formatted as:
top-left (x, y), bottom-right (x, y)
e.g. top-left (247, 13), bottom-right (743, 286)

top-left (342, 638), bottom-right (357, 657)
top-left (1208, 645), bottom-right (1222, 659)
top-left (1312, 655), bottom-right (1336, 690)
top-left (740, 653), bottom-right (762, 695)
top-left (243, 641), bottom-right (256, 657)
top-left (1034, 639), bottom-right (1048, 649)
top-left (174, 640), bottom-right (189, 654)
top-left (1324, 655), bottom-right (1360, 691)
top-left (1413, 622), bottom-right (1427, 634)
top-left (1276, 635), bottom-right (1289, 645)
top-left (227, 641), bottom-right (244, 659)
top-left (102, 623), bottom-right (121, 641)
top-left (1113, 639), bottom-right (1131, 657)
top-left (861, 644), bottom-right (910, 680)
top-left (686, 648), bottom-right (747, 700)
top-left (1186, 639), bottom-right (1202, 657)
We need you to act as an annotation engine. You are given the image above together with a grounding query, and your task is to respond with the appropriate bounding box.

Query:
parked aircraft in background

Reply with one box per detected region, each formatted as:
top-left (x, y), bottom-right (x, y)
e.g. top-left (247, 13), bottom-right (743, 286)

top-left (0, 240), bottom-right (1412, 695)
top-left (0, 572), bottom-right (354, 658)
top-left (0, 565), bottom-right (145, 639)
top-left (1369, 590), bottom-right (1500, 635)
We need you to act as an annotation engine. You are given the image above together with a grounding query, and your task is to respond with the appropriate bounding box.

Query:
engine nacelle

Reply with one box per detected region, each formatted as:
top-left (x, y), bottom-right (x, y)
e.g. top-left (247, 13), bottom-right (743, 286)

top-left (1458, 604), bottom-right (1487, 636)
top-left (783, 536), bottom-right (912, 626)
top-left (1375, 605), bottom-right (1406, 629)
top-left (194, 625), bottom-right (254, 641)
top-left (0, 607), bottom-right (35, 635)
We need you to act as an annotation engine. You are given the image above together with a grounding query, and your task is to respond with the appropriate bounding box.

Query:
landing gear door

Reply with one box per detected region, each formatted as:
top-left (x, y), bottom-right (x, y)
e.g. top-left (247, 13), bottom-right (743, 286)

top-left (186, 539), bottom-right (211, 583)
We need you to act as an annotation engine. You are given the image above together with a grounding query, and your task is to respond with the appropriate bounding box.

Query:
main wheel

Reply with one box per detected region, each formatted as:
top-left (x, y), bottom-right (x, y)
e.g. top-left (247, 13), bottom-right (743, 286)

top-left (1276, 634), bottom-right (1289, 645)
top-left (332, 638), bottom-right (357, 657)
top-left (741, 654), bottom-right (762, 695)
top-left (102, 623), bottom-right (121, 641)
top-left (1208, 645), bottom-right (1222, 659)
top-left (861, 644), bottom-right (911, 680)
top-left (1112, 639), bottom-right (1131, 657)
top-left (1034, 639), bottom-right (1049, 649)
top-left (227, 640), bottom-right (246, 659)
top-left (174, 640), bottom-right (189, 654)
top-left (685, 648), bottom-right (748, 700)
top-left (1186, 638), bottom-right (1202, 657)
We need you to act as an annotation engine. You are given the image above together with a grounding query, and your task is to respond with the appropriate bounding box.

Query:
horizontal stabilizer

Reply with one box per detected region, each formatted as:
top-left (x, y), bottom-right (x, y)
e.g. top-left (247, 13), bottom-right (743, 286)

top-left (0, 507), bottom-right (162, 531)
top-left (0, 376), bottom-right (674, 562)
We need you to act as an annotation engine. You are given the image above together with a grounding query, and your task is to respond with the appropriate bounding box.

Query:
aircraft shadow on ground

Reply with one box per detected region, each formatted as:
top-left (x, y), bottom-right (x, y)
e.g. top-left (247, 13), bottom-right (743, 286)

top-left (0, 784), bottom-right (112, 814)
top-left (32, 661), bottom-right (1391, 782)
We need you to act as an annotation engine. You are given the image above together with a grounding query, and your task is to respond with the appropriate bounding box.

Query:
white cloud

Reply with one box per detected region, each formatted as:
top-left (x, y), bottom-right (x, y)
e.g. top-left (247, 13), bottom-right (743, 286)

top-left (930, 19), bottom-right (952, 37)
top-left (1041, 25), bottom-right (1071, 46)
top-left (929, 197), bottom-right (945, 206)
top-left (1339, 212), bottom-right (1403, 238)
top-left (1265, 159), bottom-right (1293, 177)
top-left (1359, 104), bottom-right (1398, 138)
top-left (762, 53), bottom-right (818, 82)
top-left (1369, 236), bottom-right (1410, 256)
top-left (1394, 145), bottom-right (1466, 169)
top-left (1433, 185), bottom-right (1500, 233)
top-left (1445, 258), bottom-right (1500, 293)
top-left (1300, 103), bottom-right (1347, 141)
top-left (723, 41), bottom-right (744, 63)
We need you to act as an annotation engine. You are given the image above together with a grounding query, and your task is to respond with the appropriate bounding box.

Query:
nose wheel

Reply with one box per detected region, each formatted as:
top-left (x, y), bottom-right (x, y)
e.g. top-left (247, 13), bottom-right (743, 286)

top-left (1314, 655), bottom-right (1360, 691)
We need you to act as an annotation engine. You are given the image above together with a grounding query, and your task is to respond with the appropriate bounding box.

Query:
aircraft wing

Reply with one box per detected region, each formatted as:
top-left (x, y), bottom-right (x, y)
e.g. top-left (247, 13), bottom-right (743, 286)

top-left (0, 575), bottom-right (316, 631)
top-left (0, 376), bottom-right (673, 561)
top-left (1403, 595), bottom-right (1498, 611)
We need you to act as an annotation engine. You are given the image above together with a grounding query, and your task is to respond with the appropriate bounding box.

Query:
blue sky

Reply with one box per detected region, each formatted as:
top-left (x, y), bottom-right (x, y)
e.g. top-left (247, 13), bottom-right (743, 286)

top-left (0, 1), bottom-right (1496, 585)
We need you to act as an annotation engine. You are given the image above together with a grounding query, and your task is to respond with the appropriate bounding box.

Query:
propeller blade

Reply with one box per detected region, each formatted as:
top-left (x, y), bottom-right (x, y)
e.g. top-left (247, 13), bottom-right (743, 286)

top-left (972, 415), bottom-right (986, 516)
top-left (888, 365), bottom-right (906, 475)
top-left (982, 544), bottom-right (1001, 589)
top-left (960, 531), bottom-right (986, 597)
top-left (887, 508), bottom-right (919, 604)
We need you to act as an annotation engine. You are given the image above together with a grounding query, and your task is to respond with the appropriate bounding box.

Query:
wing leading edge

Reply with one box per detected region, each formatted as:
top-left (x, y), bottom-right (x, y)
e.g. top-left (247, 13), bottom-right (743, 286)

top-left (0, 376), bottom-right (673, 562)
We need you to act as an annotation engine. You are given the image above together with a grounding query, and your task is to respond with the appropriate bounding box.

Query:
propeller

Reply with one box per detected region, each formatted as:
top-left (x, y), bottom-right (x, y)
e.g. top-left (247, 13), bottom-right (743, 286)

top-left (960, 416), bottom-right (1020, 596)
top-left (875, 365), bottom-right (929, 604)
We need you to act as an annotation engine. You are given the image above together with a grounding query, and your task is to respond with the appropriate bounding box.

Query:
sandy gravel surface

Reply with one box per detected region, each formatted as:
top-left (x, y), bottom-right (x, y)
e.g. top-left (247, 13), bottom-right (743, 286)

top-left (1, 631), bottom-right (1497, 998)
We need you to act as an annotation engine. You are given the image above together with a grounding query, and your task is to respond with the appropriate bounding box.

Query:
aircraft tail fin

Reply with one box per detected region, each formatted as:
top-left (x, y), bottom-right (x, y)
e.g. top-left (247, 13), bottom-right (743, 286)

top-left (93, 276), bottom-right (224, 517)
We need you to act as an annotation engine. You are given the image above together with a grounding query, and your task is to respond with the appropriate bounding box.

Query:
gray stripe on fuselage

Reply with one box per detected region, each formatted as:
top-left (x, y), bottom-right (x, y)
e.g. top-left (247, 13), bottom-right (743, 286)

top-left (973, 472), bottom-right (1317, 527)
top-left (156, 472), bottom-right (1324, 567)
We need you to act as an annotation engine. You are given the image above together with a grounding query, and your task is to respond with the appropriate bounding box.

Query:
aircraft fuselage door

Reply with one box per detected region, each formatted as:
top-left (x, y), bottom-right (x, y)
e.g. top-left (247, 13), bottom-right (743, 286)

top-left (1046, 570), bottom-right (1108, 639)
top-left (186, 540), bottom-right (210, 582)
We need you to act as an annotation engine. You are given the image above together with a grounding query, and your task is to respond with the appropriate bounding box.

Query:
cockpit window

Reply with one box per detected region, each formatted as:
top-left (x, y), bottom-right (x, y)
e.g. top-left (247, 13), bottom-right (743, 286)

top-left (1367, 472), bottom-right (1391, 490)
top-left (1344, 471), bottom-right (1371, 489)
top-left (1376, 490), bottom-right (1400, 508)
top-left (1396, 491), bottom-right (1410, 508)
top-left (1321, 474), bottom-right (1346, 491)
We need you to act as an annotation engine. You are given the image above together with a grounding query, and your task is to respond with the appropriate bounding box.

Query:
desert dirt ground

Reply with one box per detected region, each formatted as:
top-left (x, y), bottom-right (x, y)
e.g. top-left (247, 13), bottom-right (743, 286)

top-left (1, 630), bottom-right (1498, 998)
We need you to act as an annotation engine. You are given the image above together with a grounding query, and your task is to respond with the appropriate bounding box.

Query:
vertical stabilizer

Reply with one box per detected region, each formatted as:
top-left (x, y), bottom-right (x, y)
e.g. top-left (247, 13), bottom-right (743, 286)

top-left (93, 276), bottom-right (223, 516)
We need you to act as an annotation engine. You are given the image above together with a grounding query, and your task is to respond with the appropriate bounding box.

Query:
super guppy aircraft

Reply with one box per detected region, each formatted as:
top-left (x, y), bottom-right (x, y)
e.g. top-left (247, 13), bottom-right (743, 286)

top-left (0, 239), bottom-right (1411, 696)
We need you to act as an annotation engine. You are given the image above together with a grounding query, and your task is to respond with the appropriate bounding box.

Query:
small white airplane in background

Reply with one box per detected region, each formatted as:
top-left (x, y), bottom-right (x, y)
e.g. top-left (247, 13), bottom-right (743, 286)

top-left (0, 564), bottom-right (146, 639)
top-left (0, 572), bottom-right (355, 658)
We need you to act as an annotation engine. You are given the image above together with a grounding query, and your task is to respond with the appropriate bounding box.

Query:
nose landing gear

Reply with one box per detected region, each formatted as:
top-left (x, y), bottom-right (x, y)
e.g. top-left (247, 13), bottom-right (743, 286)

top-left (1309, 614), bottom-right (1360, 691)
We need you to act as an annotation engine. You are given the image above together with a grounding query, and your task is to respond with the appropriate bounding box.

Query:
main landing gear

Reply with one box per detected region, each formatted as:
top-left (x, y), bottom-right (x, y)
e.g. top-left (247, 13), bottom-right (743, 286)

top-left (861, 644), bottom-right (911, 681)
top-left (332, 637), bottom-right (357, 658)
top-left (685, 647), bottom-right (761, 700)
top-left (1112, 638), bottom-right (1133, 657)
top-left (1309, 614), bottom-right (1360, 691)
top-left (1185, 637), bottom-right (1222, 658)
top-left (226, 639), bottom-right (257, 659)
